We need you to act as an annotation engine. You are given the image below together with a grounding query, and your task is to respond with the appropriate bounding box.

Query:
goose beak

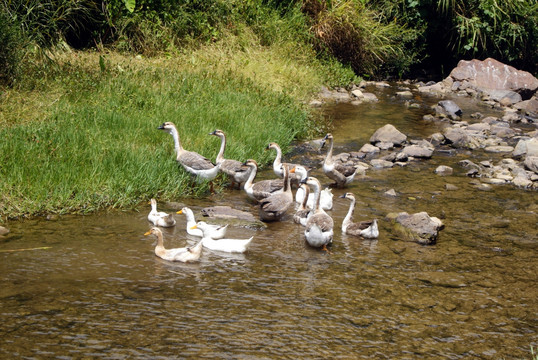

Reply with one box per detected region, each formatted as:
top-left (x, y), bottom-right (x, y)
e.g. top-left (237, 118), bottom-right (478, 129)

top-left (209, 130), bottom-right (217, 135)
top-left (290, 167), bottom-right (296, 173)
top-left (339, 194), bottom-right (346, 198)
top-left (144, 230), bottom-right (151, 236)
top-left (190, 225), bottom-right (197, 230)
top-left (176, 210), bottom-right (183, 214)
top-left (157, 123), bottom-right (165, 130)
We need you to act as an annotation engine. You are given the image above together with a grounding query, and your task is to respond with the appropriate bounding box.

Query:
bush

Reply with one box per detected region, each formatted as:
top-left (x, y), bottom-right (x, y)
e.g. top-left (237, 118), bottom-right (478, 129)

top-left (0, 12), bottom-right (23, 86)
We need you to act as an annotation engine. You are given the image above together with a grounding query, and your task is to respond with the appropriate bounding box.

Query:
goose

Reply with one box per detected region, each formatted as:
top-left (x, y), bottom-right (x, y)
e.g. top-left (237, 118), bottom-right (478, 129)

top-left (191, 222), bottom-right (253, 253)
top-left (340, 193), bottom-right (379, 239)
top-left (293, 183), bottom-right (311, 226)
top-left (258, 164), bottom-right (294, 222)
top-left (242, 159), bottom-right (284, 201)
top-left (293, 166), bottom-right (333, 210)
top-left (210, 129), bottom-right (251, 189)
top-left (144, 227), bottom-right (203, 262)
top-left (302, 176), bottom-right (334, 251)
top-left (266, 142), bottom-right (306, 186)
top-left (177, 207), bottom-right (228, 239)
top-left (147, 198), bottom-right (176, 227)
top-left (321, 133), bottom-right (360, 188)
top-left (157, 122), bottom-right (219, 190)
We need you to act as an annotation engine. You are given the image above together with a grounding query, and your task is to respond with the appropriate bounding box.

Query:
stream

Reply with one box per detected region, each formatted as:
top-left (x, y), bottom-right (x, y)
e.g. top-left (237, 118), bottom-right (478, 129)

top-left (1, 84), bottom-right (537, 359)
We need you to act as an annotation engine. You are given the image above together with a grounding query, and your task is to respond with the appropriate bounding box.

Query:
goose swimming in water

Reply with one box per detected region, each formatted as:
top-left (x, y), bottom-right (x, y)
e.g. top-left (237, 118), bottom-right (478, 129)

top-left (340, 192), bottom-right (379, 239)
top-left (177, 207), bottom-right (228, 239)
top-left (242, 159), bottom-right (284, 201)
top-left (258, 164), bottom-right (294, 222)
top-left (302, 176), bottom-right (334, 251)
top-left (191, 222), bottom-right (253, 253)
top-left (321, 133), bottom-right (360, 188)
top-left (292, 166), bottom-right (333, 210)
top-left (147, 198), bottom-right (176, 227)
top-left (266, 142), bottom-right (306, 186)
top-left (293, 183), bottom-right (311, 226)
top-left (144, 227), bottom-right (203, 262)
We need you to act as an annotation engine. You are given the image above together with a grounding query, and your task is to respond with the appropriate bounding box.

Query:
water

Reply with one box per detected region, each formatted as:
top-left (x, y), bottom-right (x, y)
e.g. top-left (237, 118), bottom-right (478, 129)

top-left (1, 84), bottom-right (537, 359)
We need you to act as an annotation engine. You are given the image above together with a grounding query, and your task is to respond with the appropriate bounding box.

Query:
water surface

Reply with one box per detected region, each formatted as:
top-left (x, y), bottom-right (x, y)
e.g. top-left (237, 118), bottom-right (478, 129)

top-left (1, 85), bottom-right (537, 359)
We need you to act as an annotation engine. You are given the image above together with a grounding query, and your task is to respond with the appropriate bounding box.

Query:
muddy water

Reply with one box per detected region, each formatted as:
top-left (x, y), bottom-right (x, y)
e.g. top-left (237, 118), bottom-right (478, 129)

top-left (1, 85), bottom-right (537, 359)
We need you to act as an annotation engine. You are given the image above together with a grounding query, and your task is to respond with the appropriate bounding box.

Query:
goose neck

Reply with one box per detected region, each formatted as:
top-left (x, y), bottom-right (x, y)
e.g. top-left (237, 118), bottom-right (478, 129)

top-left (216, 134), bottom-right (226, 164)
top-left (170, 126), bottom-right (183, 158)
top-left (343, 197), bottom-right (355, 228)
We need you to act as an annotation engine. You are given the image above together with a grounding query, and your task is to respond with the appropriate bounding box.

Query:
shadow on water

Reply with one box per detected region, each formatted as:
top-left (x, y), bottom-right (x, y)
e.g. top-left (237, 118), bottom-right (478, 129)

top-left (1, 84), bottom-right (537, 359)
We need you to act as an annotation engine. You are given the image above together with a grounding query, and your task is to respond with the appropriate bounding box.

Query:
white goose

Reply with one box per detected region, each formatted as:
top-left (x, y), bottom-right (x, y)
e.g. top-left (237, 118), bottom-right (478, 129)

top-left (293, 183), bottom-right (311, 226)
top-left (210, 129), bottom-right (251, 189)
top-left (157, 122), bottom-right (220, 189)
top-left (258, 164), bottom-right (294, 222)
top-left (266, 142), bottom-right (305, 186)
top-left (147, 198), bottom-right (176, 227)
top-left (340, 193), bottom-right (379, 239)
top-left (177, 207), bottom-right (228, 239)
top-left (144, 227), bottom-right (203, 262)
top-left (292, 166), bottom-right (333, 210)
top-left (191, 222), bottom-right (253, 253)
top-left (242, 159), bottom-right (284, 201)
top-left (321, 133), bottom-right (360, 188)
top-left (303, 176), bottom-right (334, 251)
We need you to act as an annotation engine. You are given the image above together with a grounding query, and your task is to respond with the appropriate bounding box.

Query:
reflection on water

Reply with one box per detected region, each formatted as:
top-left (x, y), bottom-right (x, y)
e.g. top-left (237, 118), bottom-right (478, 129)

top-left (1, 85), bottom-right (537, 359)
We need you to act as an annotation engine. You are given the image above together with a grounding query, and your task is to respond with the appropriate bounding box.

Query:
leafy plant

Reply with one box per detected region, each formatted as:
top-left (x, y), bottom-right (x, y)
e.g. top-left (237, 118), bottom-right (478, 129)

top-left (0, 11), bottom-right (23, 85)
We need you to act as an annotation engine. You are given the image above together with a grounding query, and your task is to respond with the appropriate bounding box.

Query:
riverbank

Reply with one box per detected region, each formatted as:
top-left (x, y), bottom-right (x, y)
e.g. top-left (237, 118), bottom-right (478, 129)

top-left (0, 38), bottom-right (358, 220)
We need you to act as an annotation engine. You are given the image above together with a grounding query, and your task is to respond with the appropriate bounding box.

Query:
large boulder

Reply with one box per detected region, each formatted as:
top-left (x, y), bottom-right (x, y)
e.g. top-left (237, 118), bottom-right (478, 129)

top-left (369, 124), bottom-right (407, 146)
top-left (448, 58), bottom-right (538, 99)
top-left (386, 211), bottom-right (444, 245)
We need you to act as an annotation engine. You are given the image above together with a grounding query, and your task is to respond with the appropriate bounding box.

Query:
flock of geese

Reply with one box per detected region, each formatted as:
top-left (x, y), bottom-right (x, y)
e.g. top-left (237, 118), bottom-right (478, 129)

top-left (144, 121), bottom-right (379, 262)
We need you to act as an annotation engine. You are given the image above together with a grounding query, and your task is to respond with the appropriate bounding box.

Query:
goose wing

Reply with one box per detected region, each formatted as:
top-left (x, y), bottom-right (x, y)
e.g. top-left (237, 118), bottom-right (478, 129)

top-left (179, 151), bottom-right (215, 170)
top-left (334, 163), bottom-right (357, 177)
top-left (306, 212), bottom-right (334, 232)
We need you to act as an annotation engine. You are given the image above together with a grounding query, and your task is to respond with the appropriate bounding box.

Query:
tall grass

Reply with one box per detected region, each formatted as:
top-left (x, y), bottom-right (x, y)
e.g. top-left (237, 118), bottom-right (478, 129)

top-left (0, 52), bottom-right (311, 219)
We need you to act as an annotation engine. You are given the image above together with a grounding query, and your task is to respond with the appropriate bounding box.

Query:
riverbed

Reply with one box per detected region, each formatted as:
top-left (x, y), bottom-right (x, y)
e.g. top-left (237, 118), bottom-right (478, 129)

top-left (1, 84), bottom-right (537, 359)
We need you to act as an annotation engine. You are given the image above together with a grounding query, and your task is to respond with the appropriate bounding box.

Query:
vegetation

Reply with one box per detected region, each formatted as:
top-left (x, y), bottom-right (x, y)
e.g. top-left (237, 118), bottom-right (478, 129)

top-left (0, 0), bottom-right (536, 218)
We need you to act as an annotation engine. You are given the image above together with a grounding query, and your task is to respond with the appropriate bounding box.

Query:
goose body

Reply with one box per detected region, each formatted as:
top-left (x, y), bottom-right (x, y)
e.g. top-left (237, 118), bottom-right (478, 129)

top-left (340, 193), bottom-right (379, 239)
top-left (266, 142), bottom-right (305, 186)
top-left (210, 129), bottom-right (251, 189)
top-left (321, 133), bottom-right (359, 188)
top-left (303, 177), bottom-right (334, 250)
top-left (144, 227), bottom-right (203, 262)
top-left (177, 207), bottom-right (228, 239)
top-left (242, 159), bottom-right (284, 201)
top-left (157, 122), bottom-right (219, 182)
top-left (192, 222), bottom-right (253, 253)
top-left (293, 184), bottom-right (311, 226)
top-left (293, 166), bottom-right (333, 210)
top-left (148, 198), bottom-right (176, 227)
top-left (258, 164), bottom-right (294, 222)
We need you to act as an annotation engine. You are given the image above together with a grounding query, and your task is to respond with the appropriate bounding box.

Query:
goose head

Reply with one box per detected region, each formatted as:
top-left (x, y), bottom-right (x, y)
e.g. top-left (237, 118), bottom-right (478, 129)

top-left (320, 133), bottom-right (333, 149)
top-left (265, 142), bottom-right (280, 151)
top-left (157, 121), bottom-right (177, 134)
top-left (242, 159), bottom-right (258, 169)
top-left (339, 192), bottom-right (355, 200)
top-left (210, 129), bottom-right (225, 137)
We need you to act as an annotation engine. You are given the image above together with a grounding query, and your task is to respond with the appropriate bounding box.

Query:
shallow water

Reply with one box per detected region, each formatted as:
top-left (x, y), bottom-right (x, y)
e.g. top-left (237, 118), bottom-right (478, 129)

top-left (1, 84), bottom-right (537, 359)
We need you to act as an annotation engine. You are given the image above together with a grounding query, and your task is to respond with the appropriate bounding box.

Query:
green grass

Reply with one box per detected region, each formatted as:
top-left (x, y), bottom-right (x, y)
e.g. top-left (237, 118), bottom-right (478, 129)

top-left (0, 51), bottom-right (316, 219)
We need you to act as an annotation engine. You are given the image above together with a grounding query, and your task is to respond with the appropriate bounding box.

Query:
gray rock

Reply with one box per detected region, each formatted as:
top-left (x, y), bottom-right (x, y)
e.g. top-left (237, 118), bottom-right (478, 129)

top-left (445, 184), bottom-right (459, 191)
top-left (396, 90), bottom-right (413, 98)
top-left (351, 89), bottom-right (364, 98)
top-left (435, 165), bottom-right (453, 175)
top-left (201, 206), bottom-right (266, 229)
top-left (370, 124), bottom-right (407, 146)
top-left (362, 93), bottom-right (379, 102)
top-left (370, 159), bottom-right (394, 168)
top-left (377, 142), bottom-right (394, 150)
top-left (385, 189), bottom-right (398, 197)
top-left (386, 211), bottom-right (444, 245)
top-left (402, 144), bottom-right (434, 158)
top-left (524, 156), bottom-right (538, 173)
top-left (443, 127), bottom-right (470, 148)
top-left (360, 143), bottom-right (380, 154)
top-left (484, 145), bottom-right (514, 153)
top-left (435, 100), bottom-right (463, 119)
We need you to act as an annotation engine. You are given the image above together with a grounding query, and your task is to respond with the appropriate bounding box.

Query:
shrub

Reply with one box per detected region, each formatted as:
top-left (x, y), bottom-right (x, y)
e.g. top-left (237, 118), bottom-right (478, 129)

top-left (0, 12), bottom-right (23, 86)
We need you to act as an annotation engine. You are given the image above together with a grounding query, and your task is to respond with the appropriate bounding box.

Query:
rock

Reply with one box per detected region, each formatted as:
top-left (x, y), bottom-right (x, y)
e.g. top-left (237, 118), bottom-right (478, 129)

top-left (319, 86), bottom-right (352, 102)
top-left (513, 97), bottom-right (538, 116)
top-left (524, 156), bottom-right (538, 173)
top-left (369, 124), bottom-right (407, 146)
top-left (448, 58), bottom-right (538, 99)
top-left (484, 145), bottom-right (514, 153)
top-left (377, 142), bottom-right (394, 150)
top-left (386, 211), bottom-right (444, 245)
top-left (513, 138), bottom-right (538, 159)
top-left (362, 93), bottom-right (379, 102)
top-left (435, 165), bottom-right (453, 175)
top-left (201, 206), bottom-right (266, 229)
top-left (309, 100), bottom-right (323, 107)
top-left (370, 159), bottom-right (394, 168)
top-left (445, 184), bottom-right (459, 191)
top-left (429, 132), bottom-right (445, 146)
top-left (385, 189), bottom-right (398, 197)
top-left (351, 89), bottom-right (364, 98)
top-left (435, 100), bottom-right (462, 119)
top-left (513, 174), bottom-right (532, 188)
top-left (396, 90), bottom-right (413, 98)
top-left (467, 123), bottom-right (490, 132)
top-left (485, 89), bottom-right (523, 104)
top-left (360, 143), bottom-right (380, 154)
top-left (402, 144), bottom-right (433, 158)
top-left (0, 226), bottom-right (9, 236)
top-left (443, 127), bottom-right (470, 148)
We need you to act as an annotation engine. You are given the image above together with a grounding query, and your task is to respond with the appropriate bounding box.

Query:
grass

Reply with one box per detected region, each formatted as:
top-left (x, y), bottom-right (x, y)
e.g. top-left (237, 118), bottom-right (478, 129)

top-left (0, 34), bottom-right (358, 219)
